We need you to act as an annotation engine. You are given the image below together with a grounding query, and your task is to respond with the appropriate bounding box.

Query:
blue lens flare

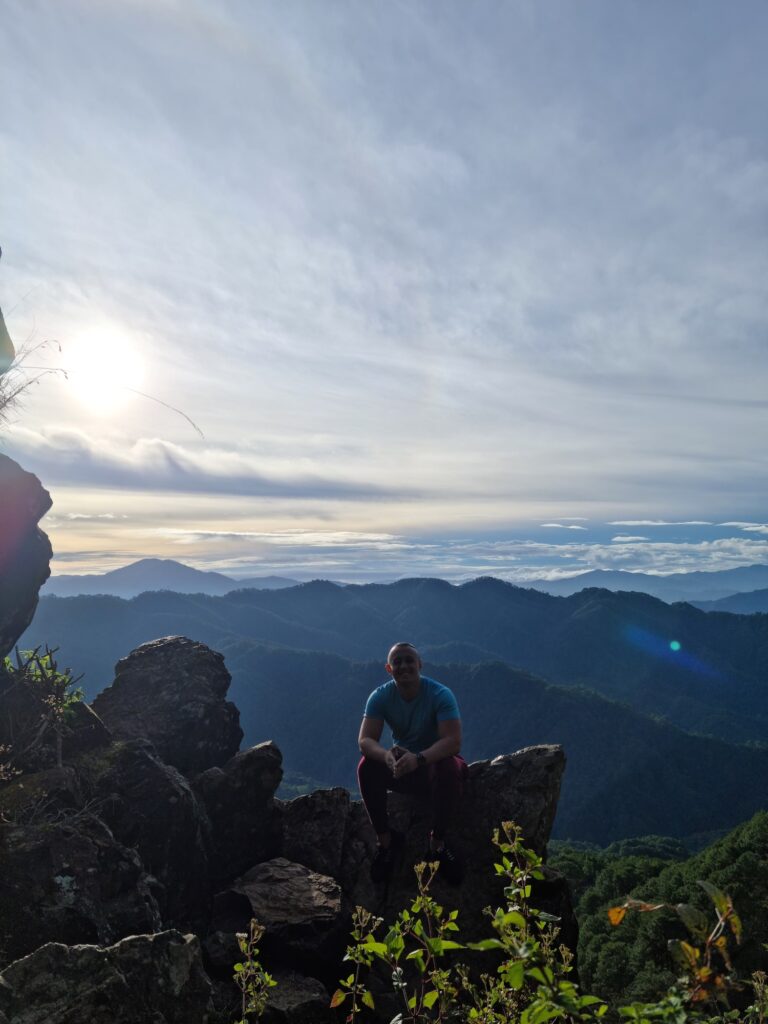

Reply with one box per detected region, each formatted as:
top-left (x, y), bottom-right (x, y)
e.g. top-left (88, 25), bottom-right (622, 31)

top-left (623, 625), bottom-right (718, 678)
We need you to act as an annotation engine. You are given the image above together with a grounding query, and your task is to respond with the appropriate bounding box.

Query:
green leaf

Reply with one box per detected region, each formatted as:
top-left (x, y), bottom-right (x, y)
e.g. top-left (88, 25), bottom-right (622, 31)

top-left (467, 939), bottom-right (504, 951)
top-left (329, 989), bottom-right (347, 1008)
top-left (362, 990), bottom-right (375, 1010)
top-left (233, 963), bottom-right (244, 973)
top-left (423, 990), bottom-right (439, 1009)
top-left (500, 910), bottom-right (527, 929)
top-left (502, 960), bottom-right (525, 989)
top-left (406, 951), bottom-right (426, 973)
top-left (674, 903), bottom-right (709, 942)
top-left (698, 880), bottom-right (729, 917)
top-left (440, 940), bottom-right (464, 950)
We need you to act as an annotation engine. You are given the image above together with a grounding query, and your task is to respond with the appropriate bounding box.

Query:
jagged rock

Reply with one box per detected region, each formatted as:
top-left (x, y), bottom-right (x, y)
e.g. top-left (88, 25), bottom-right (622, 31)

top-left (0, 812), bottom-right (161, 965)
top-left (212, 858), bottom-right (346, 980)
top-left (0, 454), bottom-right (52, 661)
top-left (80, 739), bottom-right (211, 929)
top-left (0, 930), bottom-right (212, 1023)
top-left (92, 636), bottom-right (243, 774)
top-left (263, 970), bottom-right (333, 1024)
top-left (277, 786), bottom-right (350, 879)
top-left (193, 741), bottom-right (282, 886)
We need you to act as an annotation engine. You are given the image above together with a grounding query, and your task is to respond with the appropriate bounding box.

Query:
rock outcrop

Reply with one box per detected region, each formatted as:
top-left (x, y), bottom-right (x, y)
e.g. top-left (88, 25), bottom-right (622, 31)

top-left (92, 635), bottom-right (243, 773)
top-left (0, 931), bottom-right (212, 1024)
top-left (0, 812), bottom-right (161, 964)
top-left (0, 454), bottom-right (51, 661)
top-left (83, 739), bottom-right (212, 930)
top-left (214, 857), bottom-right (347, 982)
top-left (193, 740), bottom-right (283, 886)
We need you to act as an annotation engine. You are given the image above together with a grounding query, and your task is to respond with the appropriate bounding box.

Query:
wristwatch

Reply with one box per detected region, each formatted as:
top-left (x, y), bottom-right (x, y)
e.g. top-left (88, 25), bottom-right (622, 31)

top-left (416, 752), bottom-right (426, 767)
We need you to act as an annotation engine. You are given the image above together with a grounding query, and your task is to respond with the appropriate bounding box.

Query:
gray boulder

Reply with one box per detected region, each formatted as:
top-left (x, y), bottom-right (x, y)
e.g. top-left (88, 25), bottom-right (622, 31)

top-left (277, 786), bottom-right (351, 879)
top-left (0, 813), bottom-right (161, 965)
top-left (193, 740), bottom-right (282, 887)
top-left (92, 636), bottom-right (242, 774)
top-left (81, 739), bottom-right (211, 929)
top-left (0, 454), bottom-right (51, 661)
top-left (0, 931), bottom-right (212, 1024)
top-left (264, 970), bottom-right (333, 1024)
top-left (212, 858), bottom-right (347, 980)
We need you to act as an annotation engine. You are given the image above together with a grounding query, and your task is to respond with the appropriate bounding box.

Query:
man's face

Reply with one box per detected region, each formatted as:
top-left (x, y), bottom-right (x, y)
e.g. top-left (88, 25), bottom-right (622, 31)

top-left (386, 645), bottom-right (422, 687)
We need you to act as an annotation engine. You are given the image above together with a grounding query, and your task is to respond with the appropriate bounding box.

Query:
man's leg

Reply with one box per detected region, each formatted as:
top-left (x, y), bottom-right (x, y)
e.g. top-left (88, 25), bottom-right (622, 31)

top-left (357, 756), bottom-right (393, 839)
top-left (428, 755), bottom-right (467, 842)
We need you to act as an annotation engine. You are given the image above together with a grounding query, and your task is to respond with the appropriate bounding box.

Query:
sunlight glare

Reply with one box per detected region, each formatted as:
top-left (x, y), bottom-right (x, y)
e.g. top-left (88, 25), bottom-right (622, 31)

top-left (64, 325), bottom-right (146, 414)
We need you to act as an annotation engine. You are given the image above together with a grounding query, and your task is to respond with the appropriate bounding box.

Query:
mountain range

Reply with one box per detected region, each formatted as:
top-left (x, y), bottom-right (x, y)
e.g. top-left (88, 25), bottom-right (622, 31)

top-left (43, 557), bottom-right (768, 605)
top-left (43, 558), bottom-right (299, 598)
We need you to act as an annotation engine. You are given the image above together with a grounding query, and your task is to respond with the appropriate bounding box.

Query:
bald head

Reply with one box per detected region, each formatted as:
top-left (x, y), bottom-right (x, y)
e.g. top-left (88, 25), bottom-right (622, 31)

top-left (387, 641), bottom-right (420, 664)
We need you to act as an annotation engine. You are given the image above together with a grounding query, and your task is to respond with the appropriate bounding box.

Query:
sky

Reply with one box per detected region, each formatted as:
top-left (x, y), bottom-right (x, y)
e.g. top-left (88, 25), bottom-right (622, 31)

top-left (1, 0), bottom-right (767, 582)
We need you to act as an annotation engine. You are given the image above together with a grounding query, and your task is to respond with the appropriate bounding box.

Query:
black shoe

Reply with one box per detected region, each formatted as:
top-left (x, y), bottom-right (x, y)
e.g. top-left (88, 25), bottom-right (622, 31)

top-left (431, 842), bottom-right (464, 885)
top-left (370, 829), bottom-right (404, 883)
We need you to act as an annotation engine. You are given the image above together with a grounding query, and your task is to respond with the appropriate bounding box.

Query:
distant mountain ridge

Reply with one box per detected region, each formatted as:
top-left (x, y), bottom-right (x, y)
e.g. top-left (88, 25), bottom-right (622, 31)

top-left (43, 558), bottom-right (300, 598)
top-left (693, 587), bottom-right (768, 614)
top-left (43, 557), bottom-right (768, 604)
top-left (524, 564), bottom-right (768, 603)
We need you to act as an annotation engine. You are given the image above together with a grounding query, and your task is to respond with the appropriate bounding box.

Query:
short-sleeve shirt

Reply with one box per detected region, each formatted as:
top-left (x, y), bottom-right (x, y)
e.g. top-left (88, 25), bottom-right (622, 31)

top-left (363, 676), bottom-right (460, 753)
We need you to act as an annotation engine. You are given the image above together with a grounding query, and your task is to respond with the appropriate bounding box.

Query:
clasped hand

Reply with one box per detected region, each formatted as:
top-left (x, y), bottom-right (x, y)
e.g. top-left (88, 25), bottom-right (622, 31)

top-left (386, 745), bottom-right (418, 778)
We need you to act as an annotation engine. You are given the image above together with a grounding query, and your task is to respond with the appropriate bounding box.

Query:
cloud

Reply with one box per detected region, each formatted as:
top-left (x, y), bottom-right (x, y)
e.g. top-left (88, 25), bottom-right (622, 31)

top-left (611, 535), bottom-right (649, 543)
top-left (720, 521), bottom-right (768, 534)
top-left (5, 427), bottom-right (410, 501)
top-left (540, 523), bottom-right (588, 530)
top-left (608, 520), bottom-right (713, 527)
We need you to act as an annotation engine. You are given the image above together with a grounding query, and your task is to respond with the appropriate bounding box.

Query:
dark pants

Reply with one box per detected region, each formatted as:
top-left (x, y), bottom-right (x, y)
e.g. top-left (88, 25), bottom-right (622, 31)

top-left (357, 754), bottom-right (468, 840)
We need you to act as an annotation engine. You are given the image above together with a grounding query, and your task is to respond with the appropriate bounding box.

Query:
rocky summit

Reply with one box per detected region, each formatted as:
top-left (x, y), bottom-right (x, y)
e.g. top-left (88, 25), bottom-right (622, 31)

top-left (0, 462), bottom-right (575, 1023)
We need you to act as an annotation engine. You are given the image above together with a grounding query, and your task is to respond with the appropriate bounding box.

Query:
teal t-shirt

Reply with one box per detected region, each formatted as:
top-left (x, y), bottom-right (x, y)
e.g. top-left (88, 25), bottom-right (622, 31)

top-left (363, 676), bottom-right (460, 752)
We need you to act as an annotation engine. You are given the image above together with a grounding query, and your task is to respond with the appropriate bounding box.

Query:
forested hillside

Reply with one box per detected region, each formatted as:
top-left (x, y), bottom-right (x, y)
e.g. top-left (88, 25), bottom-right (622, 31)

top-left (551, 812), bottom-right (768, 1006)
top-left (24, 578), bottom-right (768, 741)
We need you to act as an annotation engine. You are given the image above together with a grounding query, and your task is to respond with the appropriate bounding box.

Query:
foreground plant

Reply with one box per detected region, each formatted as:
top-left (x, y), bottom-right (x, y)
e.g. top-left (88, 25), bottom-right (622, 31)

top-left (334, 822), bottom-right (765, 1024)
top-left (232, 919), bottom-right (276, 1023)
top-left (333, 822), bottom-right (606, 1023)
top-left (3, 646), bottom-right (84, 769)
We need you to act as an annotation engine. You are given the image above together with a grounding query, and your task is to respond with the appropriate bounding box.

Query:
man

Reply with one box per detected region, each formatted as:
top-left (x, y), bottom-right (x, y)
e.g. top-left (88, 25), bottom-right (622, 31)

top-left (357, 642), bottom-right (467, 884)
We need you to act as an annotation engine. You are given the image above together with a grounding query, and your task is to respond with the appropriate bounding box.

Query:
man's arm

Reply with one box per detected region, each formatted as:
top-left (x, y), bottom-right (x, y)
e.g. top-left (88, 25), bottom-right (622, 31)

top-left (359, 716), bottom-right (402, 772)
top-left (392, 719), bottom-right (462, 778)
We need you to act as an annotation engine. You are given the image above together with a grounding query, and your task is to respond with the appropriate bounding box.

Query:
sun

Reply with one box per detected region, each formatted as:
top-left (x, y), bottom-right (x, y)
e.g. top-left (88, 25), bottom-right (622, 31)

top-left (63, 324), bottom-right (146, 414)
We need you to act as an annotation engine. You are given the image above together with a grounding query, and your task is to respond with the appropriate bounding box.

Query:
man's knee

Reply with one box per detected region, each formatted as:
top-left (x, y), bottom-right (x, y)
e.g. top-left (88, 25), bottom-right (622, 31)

top-left (358, 755), bottom-right (387, 784)
top-left (432, 755), bottom-right (463, 788)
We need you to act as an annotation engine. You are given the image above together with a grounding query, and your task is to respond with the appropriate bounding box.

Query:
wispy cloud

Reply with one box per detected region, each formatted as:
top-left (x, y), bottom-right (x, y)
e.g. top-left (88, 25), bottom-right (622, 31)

top-left (540, 523), bottom-right (588, 530)
top-left (5, 427), bottom-right (409, 500)
top-left (608, 520), bottom-right (713, 527)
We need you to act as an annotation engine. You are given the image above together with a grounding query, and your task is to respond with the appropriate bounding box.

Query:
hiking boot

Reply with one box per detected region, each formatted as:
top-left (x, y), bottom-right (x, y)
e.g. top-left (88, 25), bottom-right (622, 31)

top-left (432, 842), bottom-right (464, 885)
top-left (370, 829), bottom-right (404, 883)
